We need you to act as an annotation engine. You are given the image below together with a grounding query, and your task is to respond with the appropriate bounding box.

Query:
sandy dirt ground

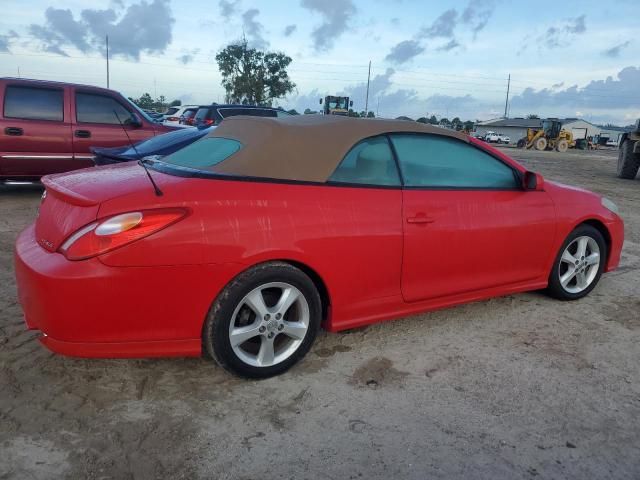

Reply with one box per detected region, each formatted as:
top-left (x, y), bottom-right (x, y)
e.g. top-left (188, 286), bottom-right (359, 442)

top-left (1, 147), bottom-right (639, 479)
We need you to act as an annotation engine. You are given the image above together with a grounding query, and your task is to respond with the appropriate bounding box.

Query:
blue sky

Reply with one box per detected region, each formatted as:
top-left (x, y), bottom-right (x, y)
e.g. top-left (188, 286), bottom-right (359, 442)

top-left (0, 0), bottom-right (638, 124)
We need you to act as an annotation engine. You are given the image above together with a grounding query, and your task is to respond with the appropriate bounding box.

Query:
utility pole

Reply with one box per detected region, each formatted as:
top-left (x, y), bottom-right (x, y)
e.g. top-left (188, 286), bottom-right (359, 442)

top-left (376, 96), bottom-right (380, 117)
top-left (365, 60), bottom-right (371, 114)
top-left (503, 74), bottom-right (511, 118)
top-left (17, 66), bottom-right (20, 78)
top-left (106, 35), bottom-right (110, 88)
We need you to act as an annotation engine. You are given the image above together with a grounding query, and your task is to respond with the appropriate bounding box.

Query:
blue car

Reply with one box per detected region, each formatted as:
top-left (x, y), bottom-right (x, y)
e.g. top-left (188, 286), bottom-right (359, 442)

top-left (91, 126), bottom-right (214, 166)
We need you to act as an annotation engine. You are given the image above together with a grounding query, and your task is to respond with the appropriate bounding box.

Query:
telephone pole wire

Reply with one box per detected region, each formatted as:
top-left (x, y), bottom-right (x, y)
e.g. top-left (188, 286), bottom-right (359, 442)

top-left (365, 60), bottom-right (371, 114)
top-left (106, 35), bottom-right (110, 89)
top-left (503, 74), bottom-right (511, 118)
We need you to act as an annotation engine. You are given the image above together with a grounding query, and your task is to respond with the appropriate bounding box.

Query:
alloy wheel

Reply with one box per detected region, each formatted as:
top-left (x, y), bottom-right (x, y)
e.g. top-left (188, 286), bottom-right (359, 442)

top-left (558, 236), bottom-right (601, 294)
top-left (228, 282), bottom-right (310, 367)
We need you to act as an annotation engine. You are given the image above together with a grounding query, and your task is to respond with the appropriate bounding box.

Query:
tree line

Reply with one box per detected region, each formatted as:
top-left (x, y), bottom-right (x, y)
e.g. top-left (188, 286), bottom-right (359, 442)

top-left (128, 39), bottom-right (478, 131)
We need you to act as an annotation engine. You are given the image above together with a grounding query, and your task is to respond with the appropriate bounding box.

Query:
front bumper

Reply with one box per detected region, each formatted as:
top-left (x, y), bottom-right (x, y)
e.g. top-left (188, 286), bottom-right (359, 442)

top-left (604, 215), bottom-right (624, 272)
top-left (14, 224), bottom-right (240, 358)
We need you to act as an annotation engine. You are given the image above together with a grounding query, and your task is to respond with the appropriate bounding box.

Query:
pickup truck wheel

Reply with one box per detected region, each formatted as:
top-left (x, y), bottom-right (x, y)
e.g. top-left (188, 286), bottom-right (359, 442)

top-left (617, 140), bottom-right (640, 179)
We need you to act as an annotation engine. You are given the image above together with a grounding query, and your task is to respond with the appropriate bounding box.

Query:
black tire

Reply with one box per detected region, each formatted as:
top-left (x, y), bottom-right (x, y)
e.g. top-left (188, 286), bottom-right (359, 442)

top-left (547, 224), bottom-right (607, 301)
top-left (617, 140), bottom-right (640, 179)
top-left (517, 138), bottom-right (526, 148)
top-left (203, 262), bottom-right (321, 378)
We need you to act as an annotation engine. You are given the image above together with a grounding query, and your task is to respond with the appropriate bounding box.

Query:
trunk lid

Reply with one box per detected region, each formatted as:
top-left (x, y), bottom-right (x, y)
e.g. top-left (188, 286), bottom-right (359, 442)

top-left (36, 163), bottom-right (175, 252)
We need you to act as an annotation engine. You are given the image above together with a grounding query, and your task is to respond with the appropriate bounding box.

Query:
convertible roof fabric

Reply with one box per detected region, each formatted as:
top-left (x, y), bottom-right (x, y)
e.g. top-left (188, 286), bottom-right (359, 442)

top-left (207, 114), bottom-right (469, 182)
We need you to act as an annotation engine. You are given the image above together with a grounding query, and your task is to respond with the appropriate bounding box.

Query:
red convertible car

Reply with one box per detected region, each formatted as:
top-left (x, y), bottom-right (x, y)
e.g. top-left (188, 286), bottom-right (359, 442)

top-left (15, 115), bottom-right (624, 378)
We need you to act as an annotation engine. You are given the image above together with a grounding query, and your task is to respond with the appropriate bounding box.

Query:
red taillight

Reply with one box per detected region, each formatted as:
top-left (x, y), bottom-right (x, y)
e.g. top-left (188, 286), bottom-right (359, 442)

top-left (59, 208), bottom-right (188, 261)
top-left (167, 116), bottom-right (179, 121)
top-left (203, 119), bottom-right (214, 125)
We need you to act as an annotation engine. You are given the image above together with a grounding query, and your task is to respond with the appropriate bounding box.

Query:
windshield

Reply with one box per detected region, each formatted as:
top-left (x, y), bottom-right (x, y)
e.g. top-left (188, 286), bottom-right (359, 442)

top-left (123, 96), bottom-right (155, 123)
top-left (328, 97), bottom-right (348, 109)
top-left (123, 127), bottom-right (212, 156)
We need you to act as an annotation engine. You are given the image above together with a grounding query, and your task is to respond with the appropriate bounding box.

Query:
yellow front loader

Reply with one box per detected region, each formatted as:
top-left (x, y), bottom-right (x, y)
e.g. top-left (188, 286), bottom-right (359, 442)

top-left (517, 119), bottom-right (574, 152)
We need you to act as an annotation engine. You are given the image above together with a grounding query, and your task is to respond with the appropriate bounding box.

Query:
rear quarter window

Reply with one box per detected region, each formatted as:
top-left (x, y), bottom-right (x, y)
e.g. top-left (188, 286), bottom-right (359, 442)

top-left (161, 137), bottom-right (242, 169)
top-left (194, 108), bottom-right (210, 121)
top-left (218, 108), bottom-right (277, 118)
top-left (3, 86), bottom-right (64, 121)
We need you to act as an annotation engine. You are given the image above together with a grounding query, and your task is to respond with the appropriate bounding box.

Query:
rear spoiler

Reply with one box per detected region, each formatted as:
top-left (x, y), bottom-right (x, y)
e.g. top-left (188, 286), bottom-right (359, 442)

top-left (41, 176), bottom-right (98, 207)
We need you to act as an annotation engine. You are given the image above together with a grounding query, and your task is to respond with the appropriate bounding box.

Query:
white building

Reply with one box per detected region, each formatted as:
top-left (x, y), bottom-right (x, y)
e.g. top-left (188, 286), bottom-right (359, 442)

top-left (560, 118), bottom-right (601, 141)
top-left (475, 118), bottom-right (541, 144)
top-left (476, 117), bottom-right (602, 144)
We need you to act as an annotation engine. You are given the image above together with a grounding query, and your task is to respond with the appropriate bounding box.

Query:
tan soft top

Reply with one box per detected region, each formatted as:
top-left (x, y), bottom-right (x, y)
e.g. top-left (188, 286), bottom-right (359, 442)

top-left (207, 114), bottom-right (469, 182)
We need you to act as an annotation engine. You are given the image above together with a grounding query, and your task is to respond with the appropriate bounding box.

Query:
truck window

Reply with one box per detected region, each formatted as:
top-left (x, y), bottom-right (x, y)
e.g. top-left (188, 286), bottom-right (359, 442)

top-left (3, 86), bottom-right (64, 122)
top-left (76, 92), bottom-right (135, 125)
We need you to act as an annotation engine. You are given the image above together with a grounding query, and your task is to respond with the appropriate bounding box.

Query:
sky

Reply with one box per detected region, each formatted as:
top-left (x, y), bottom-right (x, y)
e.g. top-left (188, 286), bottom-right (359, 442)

top-left (0, 0), bottom-right (638, 125)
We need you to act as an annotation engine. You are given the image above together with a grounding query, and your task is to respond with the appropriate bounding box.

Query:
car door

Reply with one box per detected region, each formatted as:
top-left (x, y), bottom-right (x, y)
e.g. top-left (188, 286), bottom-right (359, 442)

top-left (390, 133), bottom-right (556, 303)
top-left (72, 90), bottom-right (156, 162)
top-left (0, 83), bottom-right (76, 177)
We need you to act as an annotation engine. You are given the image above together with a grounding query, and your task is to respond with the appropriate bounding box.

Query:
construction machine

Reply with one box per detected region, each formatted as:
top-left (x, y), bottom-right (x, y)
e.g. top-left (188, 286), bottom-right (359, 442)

top-left (516, 119), bottom-right (574, 152)
top-left (617, 118), bottom-right (640, 179)
top-left (319, 96), bottom-right (353, 116)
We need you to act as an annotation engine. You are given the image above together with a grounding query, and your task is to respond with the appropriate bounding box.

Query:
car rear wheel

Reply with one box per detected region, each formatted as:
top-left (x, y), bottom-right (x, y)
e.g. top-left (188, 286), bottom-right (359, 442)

top-left (547, 225), bottom-right (606, 300)
top-left (203, 262), bottom-right (321, 378)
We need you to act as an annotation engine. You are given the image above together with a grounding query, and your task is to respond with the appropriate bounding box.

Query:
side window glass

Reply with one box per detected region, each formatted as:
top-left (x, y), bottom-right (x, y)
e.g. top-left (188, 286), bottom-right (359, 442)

top-left (76, 93), bottom-right (134, 125)
top-left (329, 136), bottom-right (400, 187)
top-left (390, 134), bottom-right (517, 188)
top-left (4, 86), bottom-right (63, 121)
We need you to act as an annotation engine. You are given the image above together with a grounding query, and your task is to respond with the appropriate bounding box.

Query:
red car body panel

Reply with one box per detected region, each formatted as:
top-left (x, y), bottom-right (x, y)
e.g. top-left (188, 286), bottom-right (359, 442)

top-left (0, 78), bottom-right (173, 180)
top-left (14, 136), bottom-right (624, 358)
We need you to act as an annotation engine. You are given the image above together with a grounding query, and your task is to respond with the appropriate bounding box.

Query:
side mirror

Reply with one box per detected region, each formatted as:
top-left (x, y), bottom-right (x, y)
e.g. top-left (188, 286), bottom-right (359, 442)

top-left (130, 114), bottom-right (143, 128)
top-left (350, 100), bottom-right (354, 107)
top-left (319, 98), bottom-right (323, 105)
top-left (523, 171), bottom-right (544, 191)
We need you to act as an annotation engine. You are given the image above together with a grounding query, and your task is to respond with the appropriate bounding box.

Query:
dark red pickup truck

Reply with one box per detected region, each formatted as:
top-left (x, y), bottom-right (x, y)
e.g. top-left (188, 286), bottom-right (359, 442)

top-left (0, 78), bottom-right (174, 182)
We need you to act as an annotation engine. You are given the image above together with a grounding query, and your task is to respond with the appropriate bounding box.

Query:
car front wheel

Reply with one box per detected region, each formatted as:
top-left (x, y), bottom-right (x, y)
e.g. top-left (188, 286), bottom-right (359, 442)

top-left (203, 262), bottom-right (322, 378)
top-left (547, 225), bottom-right (607, 300)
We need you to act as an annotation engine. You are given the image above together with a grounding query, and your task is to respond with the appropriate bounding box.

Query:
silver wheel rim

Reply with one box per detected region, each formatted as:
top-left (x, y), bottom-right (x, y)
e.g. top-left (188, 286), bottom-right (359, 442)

top-left (228, 282), bottom-right (309, 368)
top-left (558, 236), bottom-right (601, 294)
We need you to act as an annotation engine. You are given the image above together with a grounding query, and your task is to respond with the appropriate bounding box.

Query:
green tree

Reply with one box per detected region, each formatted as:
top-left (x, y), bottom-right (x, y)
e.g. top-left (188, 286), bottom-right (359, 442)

top-left (463, 120), bottom-right (475, 131)
top-left (527, 114), bottom-right (540, 119)
top-left (429, 115), bottom-right (438, 125)
top-left (216, 39), bottom-right (295, 106)
top-left (417, 117), bottom-right (428, 123)
top-left (304, 108), bottom-right (318, 114)
top-left (129, 94), bottom-right (181, 112)
top-left (366, 111), bottom-right (375, 118)
top-left (129, 93), bottom-right (154, 109)
top-left (348, 109), bottom-right (359, 117)
top-left (287, 109), bottom-right (300, 115)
